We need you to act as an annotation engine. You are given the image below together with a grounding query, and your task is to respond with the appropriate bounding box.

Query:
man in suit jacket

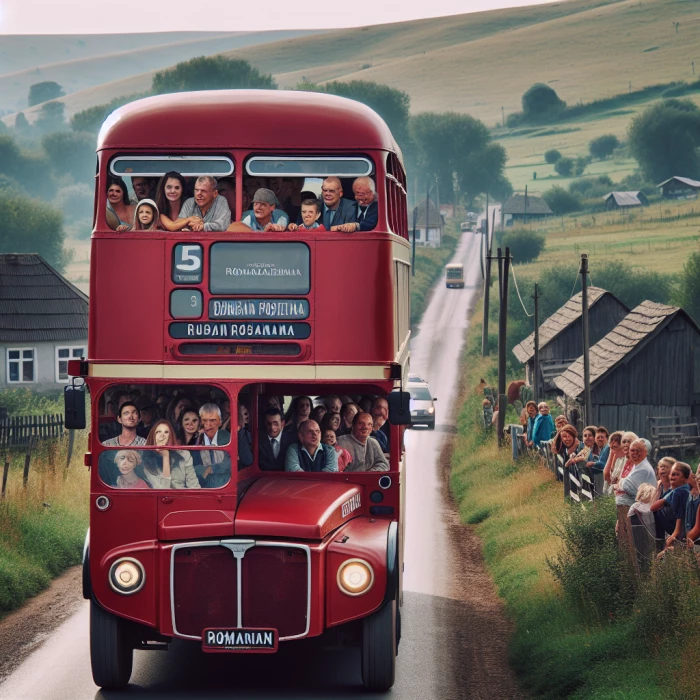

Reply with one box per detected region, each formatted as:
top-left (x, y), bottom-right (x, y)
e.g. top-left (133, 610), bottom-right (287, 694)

top-left (321, 176), bottom-right (357, 230)
top-left (195, 403), bottom-right (232, 487)
top-left (258, 407), bottom-right (296, 471)
top-left (334, 176), bottom-right (378, 233)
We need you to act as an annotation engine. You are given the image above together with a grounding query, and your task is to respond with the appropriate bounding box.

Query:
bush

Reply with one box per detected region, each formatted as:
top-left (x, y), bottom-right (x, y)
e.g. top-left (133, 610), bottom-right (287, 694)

top-left (0, 388), bottom-right (63, 416)
top-left (501, 228), bottom-right (546, 264)
top-left (568, 174), bottom-right (613, 198)
top-left (544, 148), bottom-right (562, 164)
top-left (522, 83), bottom-right (566, 120)
top-left (673, 251), bottom-right (700, 324)
top-left (28, 81), bottom-right (64, 107)
top-left (589, 134), bottom-right (619, 160)
top-left (543, 185), bottom-right (581, 214)
top-left (554, 157), bottom-right (574, 177)
top-left (573, 155), bottom-right (590, 177)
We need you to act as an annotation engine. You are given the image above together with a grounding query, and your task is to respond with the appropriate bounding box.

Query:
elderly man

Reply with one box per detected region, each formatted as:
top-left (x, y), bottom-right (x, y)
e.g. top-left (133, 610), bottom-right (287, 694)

top-left (240, 188), bottom-right (289, 232)
top-left (338, 413), bottom-right (389, 472)
top-left (615, 439), bottom-right (656, 507)
top-left (102, 402), bottom-right (147, 447)
top-left (334, 176), bottom-right (378, 233)
top-left (178, 176), bottom-right (231, 232)
top-left (320, 176), bottom-right (357, 231)
top-left (286, 420), bottom-right (338, 472)
top-left (194, 403), bottom-right (232, 487)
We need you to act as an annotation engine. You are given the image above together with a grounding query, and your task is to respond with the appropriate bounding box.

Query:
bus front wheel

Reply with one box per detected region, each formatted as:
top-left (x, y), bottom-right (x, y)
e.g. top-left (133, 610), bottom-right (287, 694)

top-left (361, 599), bottom-right (397, 691)
top-left (90, 599), bottom-right (133, 689)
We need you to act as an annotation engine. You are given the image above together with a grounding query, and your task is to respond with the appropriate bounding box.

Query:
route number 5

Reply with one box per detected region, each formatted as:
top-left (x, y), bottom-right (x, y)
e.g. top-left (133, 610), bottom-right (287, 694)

top-left (173, 244), bottom-right (203, 284)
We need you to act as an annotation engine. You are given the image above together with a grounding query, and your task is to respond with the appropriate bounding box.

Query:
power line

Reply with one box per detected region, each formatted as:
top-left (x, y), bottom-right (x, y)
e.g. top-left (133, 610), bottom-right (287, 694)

top-left (570, 268), bottom-right (581, 299)
top-left (510, 265), bottom-right (533, 317)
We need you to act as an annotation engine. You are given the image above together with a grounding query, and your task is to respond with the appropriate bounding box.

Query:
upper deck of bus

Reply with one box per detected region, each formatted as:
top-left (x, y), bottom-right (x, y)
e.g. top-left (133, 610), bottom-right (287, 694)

top-left (89, 91), bottom-right (410, 383)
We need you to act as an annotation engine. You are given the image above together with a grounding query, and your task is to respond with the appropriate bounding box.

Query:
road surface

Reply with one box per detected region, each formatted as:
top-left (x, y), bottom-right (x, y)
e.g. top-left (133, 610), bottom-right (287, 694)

top-left (0, 230), bottom-right (522, 700)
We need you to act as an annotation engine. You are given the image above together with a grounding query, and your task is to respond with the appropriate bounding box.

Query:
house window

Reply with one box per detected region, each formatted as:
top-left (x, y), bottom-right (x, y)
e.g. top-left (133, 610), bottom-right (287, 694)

top-left (56, 346), bottom-right (85, 383)
top-left (7, 348), bottom-right (36, 383)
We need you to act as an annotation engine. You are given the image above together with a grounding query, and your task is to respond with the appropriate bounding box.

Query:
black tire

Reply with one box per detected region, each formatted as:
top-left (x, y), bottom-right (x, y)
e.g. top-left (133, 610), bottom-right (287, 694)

top-left (428, 422), bottom-right (436, 430)
top-left (90, 599), bottom-right (133, 689)
top-left (361, 600), bottom-right (397, 692)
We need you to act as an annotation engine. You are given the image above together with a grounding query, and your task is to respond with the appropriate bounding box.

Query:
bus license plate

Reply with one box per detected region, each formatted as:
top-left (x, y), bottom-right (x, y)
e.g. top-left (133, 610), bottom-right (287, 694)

top-left (202, 628), bottom-right (278, 653)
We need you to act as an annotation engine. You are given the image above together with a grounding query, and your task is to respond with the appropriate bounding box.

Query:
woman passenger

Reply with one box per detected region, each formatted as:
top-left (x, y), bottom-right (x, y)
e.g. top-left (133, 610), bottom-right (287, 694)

top-left (284, 396), bottom-right (312, 430)
top-left (106, 176), bottom-right (135, 231)
top-left (143, 420), bottom-right (200, 489)
top-left (339, 403), bottom-right (360, 436)
top-left (177, 409), bottom-right (201, 446)
top-left (311, 405), bottom-right (327, 424)
top-left (560, 425), bottom-right (582, 466)
top-left (570, 425), bottom-right (597, 465)
top-left (602, 431), bottom-right (625, 495)
top-left (155, 171), bottom-right (188, 231)
top-left (114, 450), bottom-right (149, 489)
top-left (167, 395), bottom-right (194, 427)
top-left (321, 411), bottom-right (342, 435)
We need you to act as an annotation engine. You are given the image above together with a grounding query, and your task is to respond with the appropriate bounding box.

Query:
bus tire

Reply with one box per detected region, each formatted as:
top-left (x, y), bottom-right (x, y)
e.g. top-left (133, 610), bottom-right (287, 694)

top-left (361, 599), bottom-right (397, 692)
top-left (90, 599), bottom-right (133, 689)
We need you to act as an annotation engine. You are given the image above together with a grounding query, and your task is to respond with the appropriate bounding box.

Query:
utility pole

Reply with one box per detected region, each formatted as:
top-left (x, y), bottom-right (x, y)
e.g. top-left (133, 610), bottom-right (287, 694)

top-left (497, 247), bottom-right (511, 446)
top-left (523, 185), bottom-right (528, 226)
top-left (411, 206), bottom-right (417, 277)
top-left (580, 254), bottom-right (593, 425)
top-left (533, 283), bottom-right (540, 404)
top-left (425, 180), bottom-right (431, 246)
top-left (435, 178), bottom-right (441, 245)
top-left (482, 195), bottom-right (492, 356)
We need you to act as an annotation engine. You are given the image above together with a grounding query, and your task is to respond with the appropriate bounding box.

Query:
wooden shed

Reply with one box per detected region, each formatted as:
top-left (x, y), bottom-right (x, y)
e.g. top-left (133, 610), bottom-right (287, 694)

top-left (657, 176), bottom-right (700, 200)
top-left (603, 191), bottom-right (649, 210)
top-left (503, 194), bottom-right (552, 225)
top-left (512, 287), bottom-right (629, 396)
top-left (554, 301), bottom-right (700, 437)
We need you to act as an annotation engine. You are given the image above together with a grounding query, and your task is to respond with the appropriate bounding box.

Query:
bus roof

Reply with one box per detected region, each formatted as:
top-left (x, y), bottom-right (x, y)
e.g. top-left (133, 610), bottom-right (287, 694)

top-left (445, 263), bottom-right (464, 269)
top-left (97, 90), bottom-right (401, 156)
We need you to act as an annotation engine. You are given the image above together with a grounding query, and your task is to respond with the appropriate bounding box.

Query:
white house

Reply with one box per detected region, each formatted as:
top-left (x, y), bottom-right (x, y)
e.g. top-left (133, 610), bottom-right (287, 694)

top-left (0, 254), bottom-right (88, 391)
top-left (413, 198), bottom-right (443, 248)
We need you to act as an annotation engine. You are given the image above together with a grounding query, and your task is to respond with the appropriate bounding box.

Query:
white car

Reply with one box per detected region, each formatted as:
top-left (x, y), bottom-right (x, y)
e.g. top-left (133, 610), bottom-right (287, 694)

top-left (409, 383), bottom-right (437, 429)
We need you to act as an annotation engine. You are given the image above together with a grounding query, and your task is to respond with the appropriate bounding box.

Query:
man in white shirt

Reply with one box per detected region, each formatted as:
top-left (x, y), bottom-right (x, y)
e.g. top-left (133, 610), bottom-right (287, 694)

top-left (258, 407), bottom-right (295, 471)
top-left (102, 402), bottom-right (147, 447)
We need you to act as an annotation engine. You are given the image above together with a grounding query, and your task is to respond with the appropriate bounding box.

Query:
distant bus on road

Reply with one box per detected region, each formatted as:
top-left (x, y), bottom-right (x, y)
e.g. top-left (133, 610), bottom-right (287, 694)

top-left (445, 263), bottom-right (464, 288)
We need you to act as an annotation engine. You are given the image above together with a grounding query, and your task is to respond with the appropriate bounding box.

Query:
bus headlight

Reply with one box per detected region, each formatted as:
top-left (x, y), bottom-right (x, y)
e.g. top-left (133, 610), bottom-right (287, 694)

top-left (337, 559), bottom-right (374, 597)
top-left (109, 558), bottom-right (145, 595)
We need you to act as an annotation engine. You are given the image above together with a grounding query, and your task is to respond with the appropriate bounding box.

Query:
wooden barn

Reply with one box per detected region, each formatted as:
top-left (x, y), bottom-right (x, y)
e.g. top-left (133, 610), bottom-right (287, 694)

top-left (413, 197), bottom-right (443, 248)
top-left (512, 287), bottom-right (629, 397)
top-left (657, 176), bottom-right (700, 200)
top-left (503, 193), bottom-right (552, 225)
top-left (554, 301), bottom-right (700, 437)
top-left (603, 191), bottom-right (649, 210)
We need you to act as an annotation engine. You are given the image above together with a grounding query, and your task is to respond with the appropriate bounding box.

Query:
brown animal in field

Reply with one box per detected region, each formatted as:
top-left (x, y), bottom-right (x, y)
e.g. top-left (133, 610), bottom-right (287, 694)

top-left (507, 380), bottom-right (526, 404)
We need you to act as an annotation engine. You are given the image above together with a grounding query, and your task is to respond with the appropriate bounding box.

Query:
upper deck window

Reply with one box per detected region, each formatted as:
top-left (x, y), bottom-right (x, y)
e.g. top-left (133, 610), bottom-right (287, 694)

top-left (246, 157), bottom-right (372, 178)
top-left (111, 156), bottom-right (234, 177)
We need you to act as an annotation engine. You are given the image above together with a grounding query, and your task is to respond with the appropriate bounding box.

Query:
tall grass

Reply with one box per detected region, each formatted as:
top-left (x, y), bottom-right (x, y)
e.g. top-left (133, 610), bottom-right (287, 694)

top-left (0, 430), bottom-right (89, 615)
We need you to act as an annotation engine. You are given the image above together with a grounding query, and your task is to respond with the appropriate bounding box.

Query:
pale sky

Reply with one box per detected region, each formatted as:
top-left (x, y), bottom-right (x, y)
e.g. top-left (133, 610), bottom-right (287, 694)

top-left (0, 0), bottom-right (556, 34)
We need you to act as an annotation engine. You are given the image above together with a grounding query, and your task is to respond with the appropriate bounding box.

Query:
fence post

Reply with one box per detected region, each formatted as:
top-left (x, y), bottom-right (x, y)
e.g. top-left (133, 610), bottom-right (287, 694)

top-left (563, 465), bottom-right (571, 500)
top-left (1, 456), bottom-right (9, 498)
top-left (23, 436), bottom-right (34, 488)
top-left (65, 429), bottom-right (75, 474)
top-left (511, 425), bottom-right (521, 461)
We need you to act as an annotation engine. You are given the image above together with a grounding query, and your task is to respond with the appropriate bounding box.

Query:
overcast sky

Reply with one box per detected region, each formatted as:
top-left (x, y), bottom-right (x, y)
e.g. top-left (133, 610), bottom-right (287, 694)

top-left (0, 0), bottom-right (556, 34)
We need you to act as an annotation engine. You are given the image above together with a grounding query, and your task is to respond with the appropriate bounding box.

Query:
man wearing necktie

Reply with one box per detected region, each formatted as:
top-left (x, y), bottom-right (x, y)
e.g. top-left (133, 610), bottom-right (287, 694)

top-left (333, 176), bottom-right (379, 233)
top-left (258, 407), bottom-right (295, 471)
top-left (321, 176), bottom-right (357, 231)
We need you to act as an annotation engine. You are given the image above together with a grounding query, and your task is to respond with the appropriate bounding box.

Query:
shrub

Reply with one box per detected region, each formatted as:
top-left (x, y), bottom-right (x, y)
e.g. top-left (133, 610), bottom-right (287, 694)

top-left (672, 251), bottom-right (700, 324)
top-left (0, 388), bottom-right (63, 416)
top-left (28, 81), bottom-right (64, 107)
top-left (544, 148), bottom-right (562, 164)
top-left (501, 228), bottom-right (546, 264)
top-left (573, 155), bottom-right (590, 177)
top-left (554, 157), bottom-right (574, 177)
top-left (522, 83), bottom-right (566, 120)
top-left (568, 174), bottom-right (613, 197)
top-left (543, 185), bottom-right (581, 214)
top-left (589, 134), bottom-right (619, 160)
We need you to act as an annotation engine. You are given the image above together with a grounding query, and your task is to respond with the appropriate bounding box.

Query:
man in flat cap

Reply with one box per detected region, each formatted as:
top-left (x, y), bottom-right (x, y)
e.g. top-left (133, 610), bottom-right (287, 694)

top-left (240, 188), bottom-right (289, 232)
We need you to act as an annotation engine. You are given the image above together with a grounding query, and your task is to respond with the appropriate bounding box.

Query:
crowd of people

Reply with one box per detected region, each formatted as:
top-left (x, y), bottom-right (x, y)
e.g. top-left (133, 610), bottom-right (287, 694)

top-left (105, 172), bottom-right (378, 234)
top-left (522, 400), bottom-right (700, 557)
top-left (99, 387), bottom-right (392, 490)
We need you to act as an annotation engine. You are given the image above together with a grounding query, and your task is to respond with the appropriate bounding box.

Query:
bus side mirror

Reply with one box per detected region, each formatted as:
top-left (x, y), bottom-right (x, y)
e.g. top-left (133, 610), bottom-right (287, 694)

top-left (64, 380), bottom-right (87, 430)
top-left (387, 391), bottom-right (411, 425)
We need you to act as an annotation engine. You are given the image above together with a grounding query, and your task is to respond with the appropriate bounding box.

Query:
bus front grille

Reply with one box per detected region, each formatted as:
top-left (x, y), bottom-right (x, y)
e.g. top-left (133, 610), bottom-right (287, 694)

top-left (171, 541), bottom-right (311, 642)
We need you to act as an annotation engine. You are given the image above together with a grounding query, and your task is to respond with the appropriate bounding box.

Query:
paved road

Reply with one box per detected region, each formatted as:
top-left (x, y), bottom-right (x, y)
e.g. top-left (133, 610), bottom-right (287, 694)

top-left (0, 230), bottom-right (522, 700)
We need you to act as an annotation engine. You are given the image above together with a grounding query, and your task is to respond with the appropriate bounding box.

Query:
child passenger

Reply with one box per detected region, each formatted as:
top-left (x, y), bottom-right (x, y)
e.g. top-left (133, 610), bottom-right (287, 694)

top-left (627, 482), bottom-right (657, 535)
top-left (114, 450), bottom-right (150, 489)
top-left (287, 199), bottom-right (327, 232)
top-left (322, 428), bottom-right (351, 472)
top-left (531, 402), bottom-right (555, 448)
top-left (651, 462), bottom-right (691, 549)
top-left (131, 198), bottom-right (160, 231)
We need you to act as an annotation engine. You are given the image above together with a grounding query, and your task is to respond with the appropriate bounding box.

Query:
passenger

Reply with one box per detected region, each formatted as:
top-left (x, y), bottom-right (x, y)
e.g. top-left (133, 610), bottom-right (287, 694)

top-left (240, 188), bottom-right (289, 232)
top-left (337, 412), bottom-right (389, 472)
top-left (176, 409), bottom-right (201, 446)
top-left (237, 404), bottom-right (254, 468)
top-left (113, 450), bottom-right (149, 489)
top-left (371, 410), bottom-right (390, 453)
top-left (370, 397), bottom-right (390, 442)
top-left (320, 176), bottom-right (357, 230)
top-left (197, 403), bottom-right (230, 446)
top-left (339, 403), bottom-right (359, 436)
top-left (195, 403), bottom-right (232, 487)
top-left (259, 407), bottom-right (295, 471)
top-left (131, 176), bottom-right (157, 202)
top-left (102, 402), bottom-right (147, 447)
top-left (287, 199), bottom-right (326, 232)
top-left (285, 420), bottom-right (338, 473)
top-left (132, 199), bottom-right (160, 231)
top-left (106, 176), bottom-right (135, 232)
top-left (272, 176), bottom-right (304, 223)
top-left (143, 420), bottom-right (200, 489)
top-left (323, 429), bottom-right (351, 472)
top-left (284, 396), bottom-right (313, 431)
top-left (155, 171), bottom-right (193, 232)
top-left (333, 176), bottom-right (378, 233)
top-left (320, 412), bottom-right (342, 436)
top-left (325, 395), bottom-right (343, 414)
top-left (166, 395), bottom-right (194, 427)
top-left (310, 405), bottom-right (327, 424)
top-left (135, 395), bottom-right (159, 439)
top-left (178, 176), bottom-right (231, 232)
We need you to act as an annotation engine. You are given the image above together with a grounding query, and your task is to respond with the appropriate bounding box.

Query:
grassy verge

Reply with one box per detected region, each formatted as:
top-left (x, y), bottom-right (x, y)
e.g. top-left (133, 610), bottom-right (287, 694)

top-left (410, 222), bottom-right (460, 327)
top-left (451, 306), bottom-right (673, 699)
top-left (0, 431), bottom-right (89, 616)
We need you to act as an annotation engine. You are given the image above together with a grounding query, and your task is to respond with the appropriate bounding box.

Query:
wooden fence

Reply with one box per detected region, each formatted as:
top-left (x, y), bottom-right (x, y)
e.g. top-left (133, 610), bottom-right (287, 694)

top-left (0, 414), bottom-right (65, 448)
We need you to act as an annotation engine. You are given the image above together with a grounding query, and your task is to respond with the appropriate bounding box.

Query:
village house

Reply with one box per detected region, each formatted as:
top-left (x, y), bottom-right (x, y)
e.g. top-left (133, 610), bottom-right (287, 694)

top-left (413, 198), bottom-right (443, 248)
top-left (502, 193), bottom-right (553, 225)
top-left (512, 287), bottom-right (629, 397)
top-left (0, 254), bottom-right (88, 391)
top-left (554, 301), bottom-right (700, 437)
top-left (603, 191), bottom-right (649, 210)
top-left (657, 176), bottom-right (700, 200)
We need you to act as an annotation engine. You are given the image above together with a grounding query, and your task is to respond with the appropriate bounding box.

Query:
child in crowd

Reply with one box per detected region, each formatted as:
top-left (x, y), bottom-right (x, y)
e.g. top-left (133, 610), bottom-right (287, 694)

top-left (627, 482), bottom-right (657, 535)
top-left (531, 402), bottom-right (555, 448)
top-left (651, 461), bottom-right (691, 550)
top-left (322, 428), bottom-right (351, 472)
top-left (114, 450), bottom-right (149, 489)
top-left (132, 199), bottom-right (160, 231)
top-left (287, 199), bottom-right (327, 232)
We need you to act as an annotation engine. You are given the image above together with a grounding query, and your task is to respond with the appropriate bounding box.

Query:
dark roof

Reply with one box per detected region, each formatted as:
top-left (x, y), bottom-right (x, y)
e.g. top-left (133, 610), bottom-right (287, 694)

top-left (415, 198), bottom-right (443, 228)
top-left (554, 301), bottom-right (700, 398)
top-left (503, 194), bottom-right (552, 216)
top-left (0, 254), bottom-right (88, 343)
top-left (604, 191), bottom-right (645, 207)
top-left (513, 287), bottom-right (626, 363)
top-left (657, 176), bottom-right (700, 189)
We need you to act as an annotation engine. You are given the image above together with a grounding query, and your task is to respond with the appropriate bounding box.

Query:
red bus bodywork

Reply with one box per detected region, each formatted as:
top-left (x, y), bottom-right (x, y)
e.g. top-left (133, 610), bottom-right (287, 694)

top-left (77, 91), bottom-right (410, 691)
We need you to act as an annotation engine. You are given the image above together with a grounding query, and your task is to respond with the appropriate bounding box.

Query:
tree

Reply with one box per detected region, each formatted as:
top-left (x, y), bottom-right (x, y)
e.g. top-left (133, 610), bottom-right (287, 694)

top-left (554, 157), bottom-right (574, 177)
top-left (589, 134), bottom-right (619, 160)
top-left (628, 98), bottom-right (700, 181)
top-left (500, 229), bottom-right (546, 264)
top-left (544, 149), bottom-right (562, 164)
top-left (574, 155), bottom-right (590, 177)
top-left (461, 142), bottom-right (508, 202)
top-left (0, 191), bottom-right (67, 270)
top-left (152, 56), bottom-right (276, 94)
top-left (42, 131), bottom-right (96, 182)
top-left (298, 80), bottom-right (411, 146)
top-left (14, 112), bottom-right (30, 135)
top-left (0, 134), bottom-right (52, 199)
top-left (28, 81), bottom-right (64, 107)
top-left (521, 83), bottom-right (565, 120)
top-left (35, 101), bottom-right (66, 133)
top-left (673, 252), bottom-right (700, 324)
top-left (543, 186), bottom-right (581, 214)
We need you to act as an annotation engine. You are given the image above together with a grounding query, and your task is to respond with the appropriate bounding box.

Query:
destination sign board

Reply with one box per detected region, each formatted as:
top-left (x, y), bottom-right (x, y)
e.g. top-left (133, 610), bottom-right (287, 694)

top-left (169, 322), bottom-right (311, 340)
top-left (210, 242), bottom-right (310, 295)
top-left (209, 299), bottom-right (310, 320)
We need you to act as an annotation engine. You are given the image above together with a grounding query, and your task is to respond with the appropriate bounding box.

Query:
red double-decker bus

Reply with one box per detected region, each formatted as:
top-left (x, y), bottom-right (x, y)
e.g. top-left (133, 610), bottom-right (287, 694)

top-left (66, 90), bottom-right (411, 692)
